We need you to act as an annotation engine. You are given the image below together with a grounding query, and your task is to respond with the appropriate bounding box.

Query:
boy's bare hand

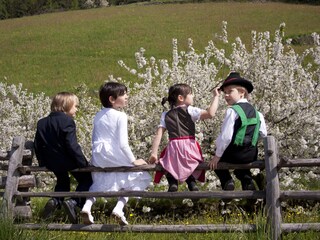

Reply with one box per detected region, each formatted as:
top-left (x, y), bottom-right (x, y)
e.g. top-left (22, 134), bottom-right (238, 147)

top-left (208, 156), bottom-right (220, 170)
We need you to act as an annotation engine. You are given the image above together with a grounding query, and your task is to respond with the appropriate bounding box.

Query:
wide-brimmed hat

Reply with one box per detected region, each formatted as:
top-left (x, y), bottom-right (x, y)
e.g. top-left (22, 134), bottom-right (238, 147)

top-left (219, 72), bottom-right (253, 93)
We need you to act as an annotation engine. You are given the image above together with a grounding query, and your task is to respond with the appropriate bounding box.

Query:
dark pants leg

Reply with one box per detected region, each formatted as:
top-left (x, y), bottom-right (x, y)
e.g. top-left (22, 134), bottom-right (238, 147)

top-left (186, 175), bottom-right (196, 185)
top-left (214, 169), bottom-right (233, 190)
top-left (53, 171), bottom-right (70, 205)
top-left (234, 169), bottom-right (255, 190)
top-left (234, 169), bottom-right (252, 182)
top-left (70, 171), bottom-right (93, 208)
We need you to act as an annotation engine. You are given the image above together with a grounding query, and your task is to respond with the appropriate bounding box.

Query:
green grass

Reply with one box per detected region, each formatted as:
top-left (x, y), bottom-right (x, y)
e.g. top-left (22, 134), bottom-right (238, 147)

top-left (2, 196), bottom-right (318, 239)
top-left (0, 2), bottom-right (319, 95)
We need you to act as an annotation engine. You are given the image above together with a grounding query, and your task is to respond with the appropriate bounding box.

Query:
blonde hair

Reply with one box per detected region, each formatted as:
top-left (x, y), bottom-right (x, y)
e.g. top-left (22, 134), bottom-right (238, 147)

top-left (235, 86), bottom-right (249, 99)
top-left (51, 92), bottom-right (79, 113)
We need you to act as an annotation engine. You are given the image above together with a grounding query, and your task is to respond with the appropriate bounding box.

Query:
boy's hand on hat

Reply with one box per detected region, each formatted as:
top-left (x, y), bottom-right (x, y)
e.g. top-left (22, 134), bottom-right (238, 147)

top-left (133, 159), bottom-right (148, 166)
top-left (208, 156), bottom-right (220, 170)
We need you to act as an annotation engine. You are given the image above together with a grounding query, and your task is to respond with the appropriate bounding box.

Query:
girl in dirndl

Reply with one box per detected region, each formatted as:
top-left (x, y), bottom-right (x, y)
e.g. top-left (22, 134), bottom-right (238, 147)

top-left (149, 83), bottom-right (220, 192)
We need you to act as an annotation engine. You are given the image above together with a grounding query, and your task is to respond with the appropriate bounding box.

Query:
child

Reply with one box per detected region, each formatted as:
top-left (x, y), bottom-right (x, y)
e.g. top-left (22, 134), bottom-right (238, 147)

top-left (34, 92), bottom-right (93, 224)
top-left (208, 72), bottom-right (267, 191)
top-left (149, 83), bottom-right (220, 192)
top-left (80, 82), bottom-right (151, 225)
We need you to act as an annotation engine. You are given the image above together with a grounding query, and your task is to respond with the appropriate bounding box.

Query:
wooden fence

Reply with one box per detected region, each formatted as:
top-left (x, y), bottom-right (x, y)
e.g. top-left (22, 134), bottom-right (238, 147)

top-left (1, 135), bottom-right (320, 239)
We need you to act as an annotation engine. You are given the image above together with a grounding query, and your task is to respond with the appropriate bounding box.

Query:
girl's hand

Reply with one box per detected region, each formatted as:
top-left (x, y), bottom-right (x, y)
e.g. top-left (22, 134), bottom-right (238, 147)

top-left (149, 154), bottom-right (158, 164)
top-left (208, 156), bottom-right (220, 170)
top-left (133, 159), bottom-right (148, 166)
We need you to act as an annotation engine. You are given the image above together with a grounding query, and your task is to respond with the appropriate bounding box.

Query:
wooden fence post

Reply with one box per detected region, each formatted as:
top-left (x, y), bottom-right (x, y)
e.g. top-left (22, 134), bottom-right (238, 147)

top-left (1, 136), bottom-right (25, 219)
top-left (264, 136), bottom-right (282, 240)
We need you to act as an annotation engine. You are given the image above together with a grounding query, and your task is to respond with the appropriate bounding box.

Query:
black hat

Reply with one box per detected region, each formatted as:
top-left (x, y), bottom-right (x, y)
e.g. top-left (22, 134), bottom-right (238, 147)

top-left (220, 72), bottom-right (253, 93)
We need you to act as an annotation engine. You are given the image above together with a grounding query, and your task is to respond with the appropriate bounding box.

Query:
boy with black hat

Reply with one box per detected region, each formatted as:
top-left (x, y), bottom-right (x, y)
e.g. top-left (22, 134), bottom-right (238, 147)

top-left (208, 72), bottom-right (267, 191)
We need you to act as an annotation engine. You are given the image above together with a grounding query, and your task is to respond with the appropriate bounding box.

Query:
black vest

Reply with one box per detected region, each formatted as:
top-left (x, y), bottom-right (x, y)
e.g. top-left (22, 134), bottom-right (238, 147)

top-left (165, 106), bottom-right (195, 139)
top-left (220, 102), bottom-right (259, 163)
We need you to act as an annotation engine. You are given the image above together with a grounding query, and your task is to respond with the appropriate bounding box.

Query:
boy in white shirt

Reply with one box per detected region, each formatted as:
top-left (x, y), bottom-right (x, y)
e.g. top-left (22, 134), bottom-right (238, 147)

top-left (208, 72), bottom-right (267, 191)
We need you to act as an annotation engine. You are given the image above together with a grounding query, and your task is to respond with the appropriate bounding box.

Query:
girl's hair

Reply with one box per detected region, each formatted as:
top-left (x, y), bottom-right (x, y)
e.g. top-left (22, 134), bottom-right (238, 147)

top-left (99, 82), bottom-right (127, 108)
top-left (162, 83), bottom-right (192, 108)
top-left (51, 92), bottom-right (79, 113)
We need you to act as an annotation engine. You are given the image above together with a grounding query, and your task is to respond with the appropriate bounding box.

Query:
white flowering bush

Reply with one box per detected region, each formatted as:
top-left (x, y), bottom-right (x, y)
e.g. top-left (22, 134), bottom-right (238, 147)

top-left (113, 22), bottom-right (320, 161)
top-left (0, 81), bottom-right (51, 150)
top-left (0, 22), bottom-right (319, 192)
top-left (0, 81), bottom-right (98, 162)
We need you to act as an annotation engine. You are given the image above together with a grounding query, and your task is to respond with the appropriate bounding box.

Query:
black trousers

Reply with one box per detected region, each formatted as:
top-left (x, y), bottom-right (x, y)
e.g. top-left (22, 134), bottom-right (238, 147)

top-left (215, 144), bottom-right (258, 189)
top-left (53, 171), bottom-right (93, 207)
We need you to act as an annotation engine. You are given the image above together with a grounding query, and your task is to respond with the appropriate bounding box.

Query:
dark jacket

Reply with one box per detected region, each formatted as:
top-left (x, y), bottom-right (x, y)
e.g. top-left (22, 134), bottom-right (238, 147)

top-left (34, 112), bottom-right (88, 172)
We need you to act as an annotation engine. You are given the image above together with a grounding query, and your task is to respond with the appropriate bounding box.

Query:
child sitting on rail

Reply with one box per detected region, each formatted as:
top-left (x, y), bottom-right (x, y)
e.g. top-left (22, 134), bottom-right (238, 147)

top-left (208, 72), bottom-right (267, 191)
top-left (34, 92), bottom-right (93, 224)
top-left (80, 82), bottom-right (151, 225)
top-left (149, 83), bottom-right (220, 192)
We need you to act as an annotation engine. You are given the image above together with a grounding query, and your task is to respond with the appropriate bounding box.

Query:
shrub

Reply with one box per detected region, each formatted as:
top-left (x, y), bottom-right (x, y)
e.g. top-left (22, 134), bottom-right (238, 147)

top-left (0, 23), bottom-right (319, 191)
top-left (115, 22), bottom-right (320, 160)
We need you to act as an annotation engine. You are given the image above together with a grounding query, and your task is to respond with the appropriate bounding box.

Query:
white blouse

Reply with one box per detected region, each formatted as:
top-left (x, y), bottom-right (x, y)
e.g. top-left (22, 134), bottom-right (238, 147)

top-left (91, 108), bottom-right (135, 167)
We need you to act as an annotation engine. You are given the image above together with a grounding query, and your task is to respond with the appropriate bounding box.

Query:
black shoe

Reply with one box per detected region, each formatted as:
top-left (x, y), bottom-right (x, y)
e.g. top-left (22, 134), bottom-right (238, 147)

top-left (168, 183), bottom-right (178, 192)
top-left (187, 181), bottom-right (199, 191)
top-left (41, 198), bottom-right (59, 219)
top-left (223, 179), bottom-right (235, 191)
top-left (241, 176), bottom-right (256, 191)
top-left (166, 174), bottom-right (178, 192)
top-left (63, 199), bottom-right (78, 224)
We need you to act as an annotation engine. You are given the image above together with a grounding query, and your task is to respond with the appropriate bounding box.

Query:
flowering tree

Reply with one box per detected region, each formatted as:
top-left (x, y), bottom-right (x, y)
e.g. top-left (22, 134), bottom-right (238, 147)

top-left (0, 22), bottom-right (319, 171)
top-left (115, 22), bottom-right (320, 161)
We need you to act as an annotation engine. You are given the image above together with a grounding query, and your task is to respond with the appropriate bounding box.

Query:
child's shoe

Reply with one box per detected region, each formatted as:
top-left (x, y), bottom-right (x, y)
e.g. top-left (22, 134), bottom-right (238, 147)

top-left (187, 181), bottom-right (199, 191)
top-left (166, 174), bottom-right (178, 192)
top-left (223, 179), bottom-right (235, 191)
top-left (241, 176), bottom-right (256, 191)
top-left (112, 211), bottom-right (128, 225)
top-left (41, 198), bottom-right (59, 219)
top-left (186, 175), bottom-right (199, 191)
top-left (80, 210), bottom-right (94, 224)
top-left (168, 183), bottom-right (178, 192)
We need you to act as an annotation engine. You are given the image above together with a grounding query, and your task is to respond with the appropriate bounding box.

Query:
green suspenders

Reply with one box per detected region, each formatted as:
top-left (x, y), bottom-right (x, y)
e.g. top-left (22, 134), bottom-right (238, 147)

top-left (231, 104), bottom-right (261, 147)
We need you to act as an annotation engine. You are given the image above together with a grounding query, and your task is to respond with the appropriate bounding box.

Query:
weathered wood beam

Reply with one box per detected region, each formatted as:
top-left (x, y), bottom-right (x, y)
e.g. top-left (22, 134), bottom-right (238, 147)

top-left (17, 161), bottom-right (266, 174)
top-left (2, 136), bottom-right (25, 218)
top-left (17, 223), bottom-right (257, 233)
top-left (279, 158), bottom-right (320, 167)
top-left (1, 174), bottom-right (36, 189)
top-left (14, 190), bottom-right (266, 199)
top-left (282, 223), bottom-right (320, 233)
top-left (281, 191), bottom-right (320, 200)
top-left (264, 136), bottom-right (282, 240)
top-left (0, 149), bottom-right (32, 161)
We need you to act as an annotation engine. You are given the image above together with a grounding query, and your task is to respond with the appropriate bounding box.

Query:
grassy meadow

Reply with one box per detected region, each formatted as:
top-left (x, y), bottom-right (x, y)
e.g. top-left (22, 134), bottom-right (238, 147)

top-left (1, 2), bottom-right (320, 239)
top-left (0, 2), bottom-right (319, 95)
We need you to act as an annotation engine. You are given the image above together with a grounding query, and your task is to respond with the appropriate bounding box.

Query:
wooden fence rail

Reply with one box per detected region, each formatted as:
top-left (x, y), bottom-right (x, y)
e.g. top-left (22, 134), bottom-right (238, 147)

top-left (1, 136), bottom-right (320, 239)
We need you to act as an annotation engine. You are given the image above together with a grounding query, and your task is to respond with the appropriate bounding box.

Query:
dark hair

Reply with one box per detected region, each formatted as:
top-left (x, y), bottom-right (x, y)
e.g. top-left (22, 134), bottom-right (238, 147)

top-left (99, 82), bottom-right (127, 108)
top-left (162, 83), bottom-right (192, 109)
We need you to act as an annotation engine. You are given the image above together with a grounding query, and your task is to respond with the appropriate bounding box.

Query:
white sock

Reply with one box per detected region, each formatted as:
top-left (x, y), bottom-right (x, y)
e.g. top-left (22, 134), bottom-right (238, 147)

top-left (113, 197), bottom-right (128, 214)
top-left (82, 197), bottom-right (96, 212)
